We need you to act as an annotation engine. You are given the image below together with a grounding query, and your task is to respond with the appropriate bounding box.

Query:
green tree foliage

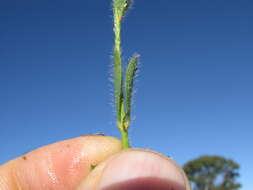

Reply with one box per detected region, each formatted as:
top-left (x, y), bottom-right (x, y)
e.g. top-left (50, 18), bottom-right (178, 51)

top-left (183, 155), bottom-right (241, 190)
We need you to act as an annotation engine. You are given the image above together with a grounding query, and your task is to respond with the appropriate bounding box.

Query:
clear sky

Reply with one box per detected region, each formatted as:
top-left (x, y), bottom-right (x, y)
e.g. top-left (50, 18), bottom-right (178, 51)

top-left (0, 0), bottom-right (252, 189)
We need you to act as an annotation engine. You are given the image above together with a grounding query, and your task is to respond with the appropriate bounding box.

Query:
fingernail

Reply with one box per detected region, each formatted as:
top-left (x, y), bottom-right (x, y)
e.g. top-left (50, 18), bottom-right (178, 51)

top-left (97, 150), bottom-right (188, 190)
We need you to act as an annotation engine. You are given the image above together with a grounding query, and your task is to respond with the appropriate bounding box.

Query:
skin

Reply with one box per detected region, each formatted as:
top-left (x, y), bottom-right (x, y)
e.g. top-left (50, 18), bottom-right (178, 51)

top-left (0, 135), bottom-right (190, 190)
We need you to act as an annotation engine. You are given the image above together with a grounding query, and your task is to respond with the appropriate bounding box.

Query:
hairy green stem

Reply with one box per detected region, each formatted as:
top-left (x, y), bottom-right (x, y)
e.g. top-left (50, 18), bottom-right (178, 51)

top-left (113, 0), bottom-right (136, 149)
top-left (119, 123), bottom-right (130, 149)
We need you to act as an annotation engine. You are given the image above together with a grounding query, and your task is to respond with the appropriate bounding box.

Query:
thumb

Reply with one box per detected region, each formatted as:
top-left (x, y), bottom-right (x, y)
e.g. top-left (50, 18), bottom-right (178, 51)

top-left (0, 135), bottom-right (122, 190)
top-left (77, 149), bottom-right (191, 190)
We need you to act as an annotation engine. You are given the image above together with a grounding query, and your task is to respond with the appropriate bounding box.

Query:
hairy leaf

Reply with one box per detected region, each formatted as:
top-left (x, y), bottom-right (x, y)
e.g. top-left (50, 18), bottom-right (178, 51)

top-left (114, 48), bottom-right (124, 122)
top-left (124, 54), bottom-right (139, 123)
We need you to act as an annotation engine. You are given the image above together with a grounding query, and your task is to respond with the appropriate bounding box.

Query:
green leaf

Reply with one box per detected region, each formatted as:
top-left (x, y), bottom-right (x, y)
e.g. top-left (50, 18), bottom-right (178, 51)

top-left (124, 54), bottom-right (139, 123)
top-left (114, 48), bottom-right (124, 122)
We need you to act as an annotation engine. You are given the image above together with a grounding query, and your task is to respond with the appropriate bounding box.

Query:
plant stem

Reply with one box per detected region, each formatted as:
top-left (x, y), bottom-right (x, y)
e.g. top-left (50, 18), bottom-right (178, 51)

top-left (113, 1), bottom-right (130, 148)
top-left (119, 123), bottom-right (130, 148)
top-left (113, 0), bottom-right (136, 149)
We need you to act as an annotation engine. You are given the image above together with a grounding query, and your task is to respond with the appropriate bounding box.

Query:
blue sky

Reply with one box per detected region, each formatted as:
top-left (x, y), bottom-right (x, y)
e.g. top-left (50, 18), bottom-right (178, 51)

top-left (0, 0), bottom-right (252, 189)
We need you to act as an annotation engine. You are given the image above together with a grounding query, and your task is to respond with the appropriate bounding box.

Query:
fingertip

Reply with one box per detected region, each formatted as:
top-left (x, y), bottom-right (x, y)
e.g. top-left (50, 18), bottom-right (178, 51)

top-left (75, 135), bottom-right (122, 165)
top-left (78, 149), bottom-right (190, 190)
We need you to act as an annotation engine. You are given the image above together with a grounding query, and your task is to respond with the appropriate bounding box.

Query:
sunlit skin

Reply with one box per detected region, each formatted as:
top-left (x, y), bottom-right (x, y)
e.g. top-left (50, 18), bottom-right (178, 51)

top-left (0, 136), bottom-right (122, 190)
top-left (0, 135), bottom-right (190, 190)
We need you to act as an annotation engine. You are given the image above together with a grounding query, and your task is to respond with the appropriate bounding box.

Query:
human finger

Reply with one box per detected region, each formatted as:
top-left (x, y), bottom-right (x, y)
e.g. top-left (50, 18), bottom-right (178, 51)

top-left (0, 135), bottom-right (122, 190)
top-left (77, 148), bottom-right (190, 190)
